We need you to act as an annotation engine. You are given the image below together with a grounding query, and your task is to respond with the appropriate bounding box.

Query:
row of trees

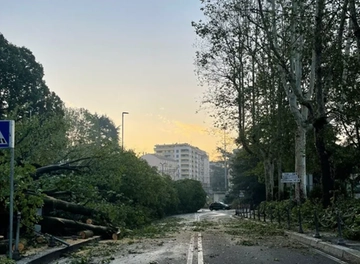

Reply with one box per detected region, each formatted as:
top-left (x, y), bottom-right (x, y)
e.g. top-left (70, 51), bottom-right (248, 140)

top-left (194, 0), bottom-right (360, 206)
top-left (0, 33), bottom-right (207, 238)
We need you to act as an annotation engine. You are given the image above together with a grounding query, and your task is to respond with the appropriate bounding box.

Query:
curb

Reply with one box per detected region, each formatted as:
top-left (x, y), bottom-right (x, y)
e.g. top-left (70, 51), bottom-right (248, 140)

top-left (285, 231), bottom-right (360, 264)
top-left (17, 236), bottom-right (101, 264)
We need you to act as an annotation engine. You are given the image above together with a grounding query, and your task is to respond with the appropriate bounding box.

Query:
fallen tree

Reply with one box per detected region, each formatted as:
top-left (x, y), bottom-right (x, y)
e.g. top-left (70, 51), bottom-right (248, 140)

top-left (39, 216), bottom-right (118, 239)
top-left (43, 195), bottom-right (95, 216)
top-left (31, 157), bottom-right (96, 180)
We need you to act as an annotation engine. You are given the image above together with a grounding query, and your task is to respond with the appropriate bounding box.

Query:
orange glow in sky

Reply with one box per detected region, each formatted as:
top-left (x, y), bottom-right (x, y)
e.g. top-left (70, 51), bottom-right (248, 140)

top-left (0, 0), bottom-right (237, 160)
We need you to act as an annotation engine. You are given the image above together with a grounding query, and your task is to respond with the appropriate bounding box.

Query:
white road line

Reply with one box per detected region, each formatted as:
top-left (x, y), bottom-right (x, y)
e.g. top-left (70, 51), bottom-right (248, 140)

top-left (186, 234), bottom-right (195, 264)
top-left (312, 248), bottom-right (348, 264)
top-left (197, 233), bottom-right (204, 264)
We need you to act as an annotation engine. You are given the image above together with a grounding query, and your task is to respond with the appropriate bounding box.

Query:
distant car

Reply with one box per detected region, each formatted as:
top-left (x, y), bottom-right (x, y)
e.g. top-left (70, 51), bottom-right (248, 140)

top-left (209, 202), bottom-right (231, 211)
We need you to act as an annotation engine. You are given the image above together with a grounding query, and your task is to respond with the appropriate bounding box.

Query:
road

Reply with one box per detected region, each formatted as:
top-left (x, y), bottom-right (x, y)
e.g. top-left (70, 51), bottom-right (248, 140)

top-left (53, 209), bottom-right (347, 264)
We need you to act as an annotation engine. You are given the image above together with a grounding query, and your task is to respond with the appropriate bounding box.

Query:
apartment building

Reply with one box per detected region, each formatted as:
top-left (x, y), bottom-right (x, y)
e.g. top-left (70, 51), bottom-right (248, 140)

top-left (154, 143), bottom-right (210, 192)
top-left (140, 154), bottom-right (180, 180)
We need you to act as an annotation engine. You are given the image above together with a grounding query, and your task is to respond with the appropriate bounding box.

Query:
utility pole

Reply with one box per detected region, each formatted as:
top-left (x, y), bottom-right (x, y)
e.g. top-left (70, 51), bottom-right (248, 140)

top-left (121, 112), bottom-right (129, 150)
top-left (224, 127), bottom-right (227, 191)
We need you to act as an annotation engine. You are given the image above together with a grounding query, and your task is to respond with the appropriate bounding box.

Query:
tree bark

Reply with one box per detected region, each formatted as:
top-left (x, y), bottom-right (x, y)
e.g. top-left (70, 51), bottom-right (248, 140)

top-left (43, 195), bottom-right (95, 216)
top-left (39, 216), bottom-right (117, 239)
top-left (313, 0), bottom-right (332, 207)
top-left (79, 230), bottom-right (94, 239)
top-left (264, 158), bottom-right (274, 201)
top-left (349, 0), bottom-right (360, 53)
top-left (295, 124), bottom-right (307, 199)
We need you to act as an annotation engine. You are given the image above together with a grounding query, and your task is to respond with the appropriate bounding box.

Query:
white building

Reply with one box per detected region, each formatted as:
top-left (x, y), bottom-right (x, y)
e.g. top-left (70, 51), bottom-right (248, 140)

top-left (140, 154), bottom-right (180, 180)
top-left (154, 143), bottom-right (210, 192)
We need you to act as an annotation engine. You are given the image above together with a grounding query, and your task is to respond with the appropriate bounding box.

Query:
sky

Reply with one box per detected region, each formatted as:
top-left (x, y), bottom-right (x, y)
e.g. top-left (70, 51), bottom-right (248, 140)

top-left (0, 0), bottom-right (235, 160)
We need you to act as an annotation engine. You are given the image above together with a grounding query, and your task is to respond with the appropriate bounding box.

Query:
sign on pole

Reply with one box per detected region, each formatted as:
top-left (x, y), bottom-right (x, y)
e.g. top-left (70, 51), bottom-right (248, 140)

top-left (0, 120), bottom-right (15, 259)
top-left (0, 120), bottom-right (14, 149)
top-left (281, 172), bottom-right (300, 183)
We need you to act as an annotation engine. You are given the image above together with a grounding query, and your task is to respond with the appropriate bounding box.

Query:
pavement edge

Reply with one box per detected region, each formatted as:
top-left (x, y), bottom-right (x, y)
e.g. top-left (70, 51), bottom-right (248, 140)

top-left (285, 231), bottom-right (360, 264)
top-left (17, 236), bottom-right (101, 264)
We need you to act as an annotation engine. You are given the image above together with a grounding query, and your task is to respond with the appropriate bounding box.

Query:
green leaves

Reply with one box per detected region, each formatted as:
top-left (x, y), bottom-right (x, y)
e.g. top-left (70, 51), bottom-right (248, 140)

top-left (173, 179), bottom-right (207, 213)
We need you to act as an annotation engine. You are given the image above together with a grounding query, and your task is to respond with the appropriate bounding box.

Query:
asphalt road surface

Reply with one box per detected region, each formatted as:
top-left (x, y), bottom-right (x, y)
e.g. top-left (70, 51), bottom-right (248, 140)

top-left (53, 209), bottom-right (347, 264)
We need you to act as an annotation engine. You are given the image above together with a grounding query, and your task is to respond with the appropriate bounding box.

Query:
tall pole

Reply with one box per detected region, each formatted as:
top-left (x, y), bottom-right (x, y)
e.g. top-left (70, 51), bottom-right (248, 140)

top-left (121, 112), bottom-right (129, 150)
top-left (9, 147), bottom-right (14, 259)
top-left (224, 127), bottom-right (227, 191)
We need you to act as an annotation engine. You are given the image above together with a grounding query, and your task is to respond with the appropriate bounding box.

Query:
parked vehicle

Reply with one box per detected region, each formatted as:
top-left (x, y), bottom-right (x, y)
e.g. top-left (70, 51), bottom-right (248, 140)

top-left (209, 202), bottom-right (231, 211)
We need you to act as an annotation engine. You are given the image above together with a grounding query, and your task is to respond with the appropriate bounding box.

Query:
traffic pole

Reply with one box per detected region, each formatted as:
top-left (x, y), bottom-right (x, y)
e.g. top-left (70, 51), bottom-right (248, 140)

top-left (9, 146), bottom-right (14, 259)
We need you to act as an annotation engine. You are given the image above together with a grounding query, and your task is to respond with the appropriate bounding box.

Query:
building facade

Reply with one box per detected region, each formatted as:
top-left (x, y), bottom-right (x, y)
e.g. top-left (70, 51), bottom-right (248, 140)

top-left (140, 154), bottom-right (180, 180)
top-left (154, 143), bottom-right (210, 192)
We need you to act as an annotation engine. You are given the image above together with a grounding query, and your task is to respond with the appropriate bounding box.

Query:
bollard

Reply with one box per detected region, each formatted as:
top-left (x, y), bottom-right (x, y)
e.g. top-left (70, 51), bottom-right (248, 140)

top-left (287, 206), bottom-right (291, 229)
top-left (12, 212), bottom-right (21, 260)
top-left (314, 209), bottom-right (321, 238)
top-left (337, 211), bottom-right (346, 245)
top-left (298, 204), bottom-right (304, 233)
top-left (258, 207), bottom-right (261, 221)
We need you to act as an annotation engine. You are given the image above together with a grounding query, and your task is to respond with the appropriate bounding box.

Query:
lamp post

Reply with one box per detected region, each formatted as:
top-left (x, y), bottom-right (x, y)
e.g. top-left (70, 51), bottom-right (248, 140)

top-left (223, 126), bottom-right (227, 191)
top-left (121, 112), bottom-right (129, 150)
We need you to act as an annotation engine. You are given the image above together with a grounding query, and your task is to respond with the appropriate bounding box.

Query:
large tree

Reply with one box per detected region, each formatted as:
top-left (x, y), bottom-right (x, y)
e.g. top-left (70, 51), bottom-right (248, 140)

top-left (0, 33), bottom-right (64, 118)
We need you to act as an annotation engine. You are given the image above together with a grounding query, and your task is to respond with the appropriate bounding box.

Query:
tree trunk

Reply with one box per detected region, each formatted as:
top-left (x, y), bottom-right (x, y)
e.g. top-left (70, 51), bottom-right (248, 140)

top-left (264, 158), bottom-right (274, 201)
top-left (315, 124), bottom-right (332, 207)
top-left (277, 159), bottom-right (283, 200)
top-left (349, 0), bottom-right (360, 54)
top-left (295, 123), bottom-right (307, 200)
top-left (39, 216), bottom-right (117, 239)
top-left (313, 0), bottom-right (332, 207)
top-left (43, 195), bottom-right (95, 216)
top-left (79, 230), bottom-right (94, 239)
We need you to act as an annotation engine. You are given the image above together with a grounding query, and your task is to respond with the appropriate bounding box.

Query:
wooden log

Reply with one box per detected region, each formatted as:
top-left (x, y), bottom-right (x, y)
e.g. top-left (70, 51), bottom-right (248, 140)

top-left (43, 195), bottom-right (95, 216)
top-left (12, 239), bottom-right (27, 253)
top-left (36, 236), bottom-right (47, 244)
top-left (112, 231), bottom-right (121, 241)
top-left (41, 195), bottom-right (112, 226)
top-left (79, 230), bottom-right (94, 239)
top-left (39, 216), bottom-right (117, 239)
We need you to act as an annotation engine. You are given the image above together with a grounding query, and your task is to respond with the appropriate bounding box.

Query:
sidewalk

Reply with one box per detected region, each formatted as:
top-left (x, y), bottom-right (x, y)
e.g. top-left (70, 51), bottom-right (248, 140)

top-left (286, 231), bottom-right (360, 263)
top-left (16, 236), bottom-right (100, 264)
top-left (234, 211), bottom-right (360, 264)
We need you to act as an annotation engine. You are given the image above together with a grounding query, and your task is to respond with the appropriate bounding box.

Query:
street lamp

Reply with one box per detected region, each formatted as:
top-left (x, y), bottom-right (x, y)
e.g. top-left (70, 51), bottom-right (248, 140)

top-left (121, 112), bottom-right (129, 150)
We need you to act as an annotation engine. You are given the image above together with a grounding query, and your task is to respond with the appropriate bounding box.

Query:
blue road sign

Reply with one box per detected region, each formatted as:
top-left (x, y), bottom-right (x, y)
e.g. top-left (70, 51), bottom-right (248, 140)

top-left (0, 120), bottom-right (15, 149)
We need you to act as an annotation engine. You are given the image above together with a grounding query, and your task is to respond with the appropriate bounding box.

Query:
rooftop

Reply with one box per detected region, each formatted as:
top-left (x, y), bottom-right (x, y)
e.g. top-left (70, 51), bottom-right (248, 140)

top-left (154, 143), bottom-right (208, 156)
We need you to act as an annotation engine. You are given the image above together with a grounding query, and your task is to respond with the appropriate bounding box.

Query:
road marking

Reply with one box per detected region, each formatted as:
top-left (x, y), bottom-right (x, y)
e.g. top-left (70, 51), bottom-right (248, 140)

top-left (197, 233), bottom-right (204, 264)
top-left (312, 248), bottom-right (348, 264)
top-left (186, 234), bottom-right (195, 264)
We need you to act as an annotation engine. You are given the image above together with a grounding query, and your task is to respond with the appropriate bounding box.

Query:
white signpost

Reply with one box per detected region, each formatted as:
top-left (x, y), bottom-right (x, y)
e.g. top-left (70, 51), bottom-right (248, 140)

top-left (0, 120), bottom-right (15, 259)
top-left (281, 172), bottom-right (300, 183)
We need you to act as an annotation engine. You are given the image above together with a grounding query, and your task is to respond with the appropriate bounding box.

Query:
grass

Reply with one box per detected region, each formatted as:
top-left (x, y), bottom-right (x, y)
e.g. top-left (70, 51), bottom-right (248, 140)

top-left (192, 220), bottom-right (216, 231)
top-left (225, 220), bottom-right (284, 237)
top-left (129, 216), bottom-right (186, 238)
